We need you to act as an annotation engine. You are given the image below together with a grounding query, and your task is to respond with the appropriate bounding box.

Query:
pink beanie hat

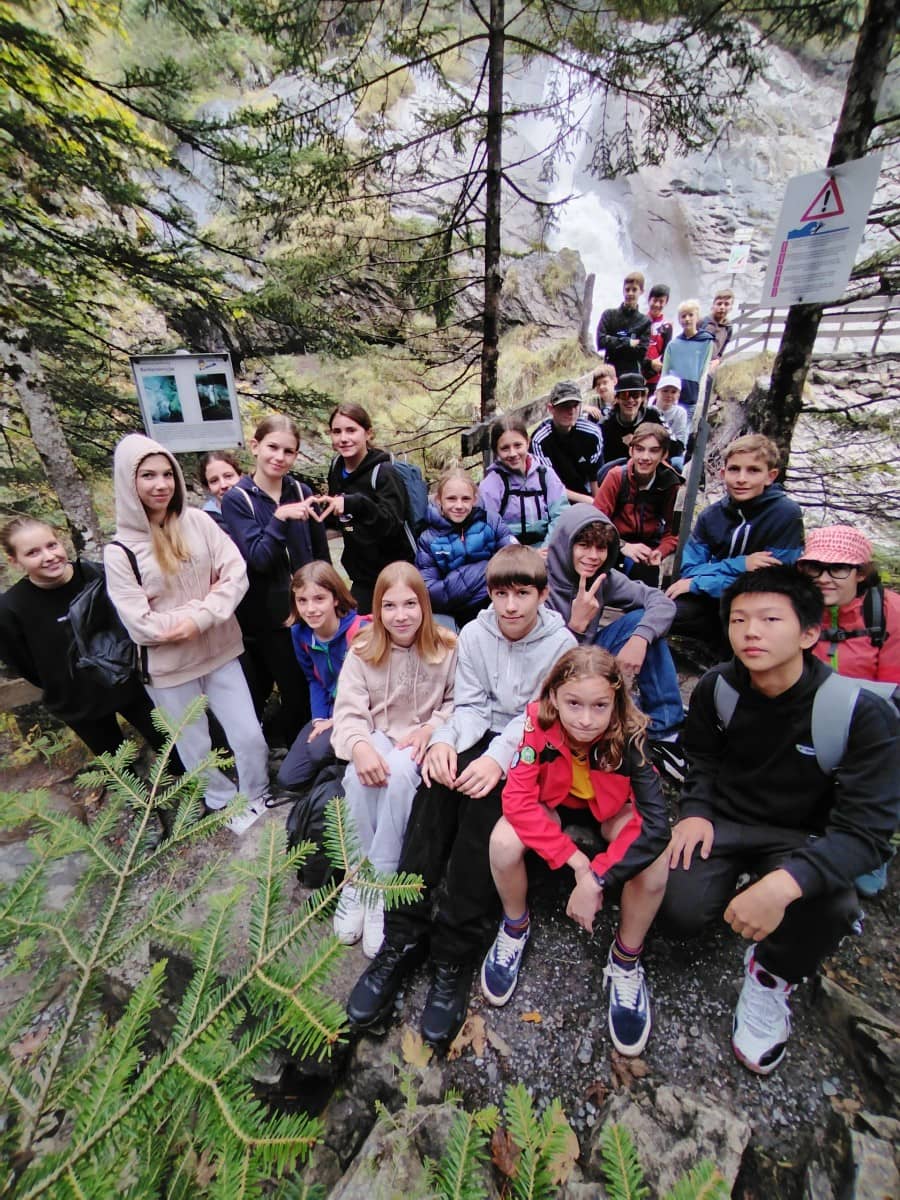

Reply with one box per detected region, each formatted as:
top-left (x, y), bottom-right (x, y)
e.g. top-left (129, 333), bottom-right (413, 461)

top-left (799, 525), bottom-right (872, 566)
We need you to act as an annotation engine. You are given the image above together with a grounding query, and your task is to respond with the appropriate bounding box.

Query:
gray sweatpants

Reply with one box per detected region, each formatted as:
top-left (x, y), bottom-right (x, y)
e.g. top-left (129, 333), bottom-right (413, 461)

top-left (342, 730), bottom-right (421, 873)
top-left (147, 658), bottom-right (269, 810)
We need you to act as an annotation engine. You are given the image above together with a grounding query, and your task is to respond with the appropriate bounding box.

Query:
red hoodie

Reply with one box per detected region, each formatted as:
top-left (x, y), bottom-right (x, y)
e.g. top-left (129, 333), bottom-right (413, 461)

top-left (502, 702), bottom-right (669, 890)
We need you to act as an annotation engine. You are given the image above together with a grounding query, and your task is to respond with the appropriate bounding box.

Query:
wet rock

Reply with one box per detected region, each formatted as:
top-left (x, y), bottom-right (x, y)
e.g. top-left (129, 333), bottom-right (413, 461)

top-left (847, 1128), bottom-right (900, 1199)
top-left (815, 976), bottom-right (900, 1113)
top-left (326, 1101), bottom-right (499, 1199)
top-left (803, 1161), bottom-right (836, 1200)
top-left (587, 1084), bottom-right (751, 1194)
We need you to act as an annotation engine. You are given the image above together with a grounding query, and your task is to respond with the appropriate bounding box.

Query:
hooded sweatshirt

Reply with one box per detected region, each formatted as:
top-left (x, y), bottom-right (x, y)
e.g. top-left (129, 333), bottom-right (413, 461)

top-left (545, 506), bottom-right (676, 645)
top-left (326, 448), bottom-right (415, 589)
top-left (331, 635), bottom-right (457, 760)
top-left (679, 484), bottom-right (804, 598)
top-left (221, 473), bottom-right (328, 632)
top-left (104, 433), bottom-right (248, 689)
top-left (661, 330), bottom-right (715, 409)
top-left (430, 605), bottom-right (576, 771)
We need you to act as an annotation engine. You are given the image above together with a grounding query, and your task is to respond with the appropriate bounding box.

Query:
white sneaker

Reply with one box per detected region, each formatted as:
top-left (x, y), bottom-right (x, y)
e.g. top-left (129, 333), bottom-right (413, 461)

top-left (362, 894), bottom-right (385, 959)
top-left (333, 886), bottom-right (364, 944)
top-left (226, 798), bottom-right (266, 836)
top-left (732, 946), bottom-right (794, 1075)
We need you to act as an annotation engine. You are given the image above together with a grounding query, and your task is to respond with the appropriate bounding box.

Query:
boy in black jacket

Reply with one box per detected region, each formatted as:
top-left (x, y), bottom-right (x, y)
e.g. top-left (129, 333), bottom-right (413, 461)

top-left (662, 566), bottom-right (899, 1075)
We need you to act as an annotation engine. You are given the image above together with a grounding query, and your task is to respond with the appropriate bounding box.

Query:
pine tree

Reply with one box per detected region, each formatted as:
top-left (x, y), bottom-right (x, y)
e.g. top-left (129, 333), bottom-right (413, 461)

top-left (0, 699), bottom-right (422, 1198)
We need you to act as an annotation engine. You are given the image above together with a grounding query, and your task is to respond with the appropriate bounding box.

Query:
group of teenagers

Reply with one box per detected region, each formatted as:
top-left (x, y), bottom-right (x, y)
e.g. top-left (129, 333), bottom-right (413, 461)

top-left (1, 395), bottom-right (898, 1080)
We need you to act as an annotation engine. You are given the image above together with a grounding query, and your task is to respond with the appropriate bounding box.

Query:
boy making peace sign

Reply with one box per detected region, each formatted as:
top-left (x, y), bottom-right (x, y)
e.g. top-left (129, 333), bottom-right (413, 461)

top-left (544, 506), bottom-right (686, 782)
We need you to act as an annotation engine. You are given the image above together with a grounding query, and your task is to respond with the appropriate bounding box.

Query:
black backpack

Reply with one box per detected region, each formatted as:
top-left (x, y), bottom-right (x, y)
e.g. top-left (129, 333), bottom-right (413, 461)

top-left (285, 760), bottom-right (346, 888)
top-left (498, 465), bottom-right (550, 546)
top-left (66, 545), bottom-right (148, 688)
top-left (818, 585), bottom-right (888, 650)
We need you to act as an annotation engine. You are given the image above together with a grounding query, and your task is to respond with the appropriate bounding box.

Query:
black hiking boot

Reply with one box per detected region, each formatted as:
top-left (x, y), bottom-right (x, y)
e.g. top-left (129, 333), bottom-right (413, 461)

top-left (347, 941), bottom-right (425, 1029)
top-left (421, 960), bottom-right (471, 1050)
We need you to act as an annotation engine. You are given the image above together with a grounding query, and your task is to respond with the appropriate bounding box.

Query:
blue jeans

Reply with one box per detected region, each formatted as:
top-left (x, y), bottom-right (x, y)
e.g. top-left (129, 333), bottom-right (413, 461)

top-left (593, 608), bottom-right (683, 739)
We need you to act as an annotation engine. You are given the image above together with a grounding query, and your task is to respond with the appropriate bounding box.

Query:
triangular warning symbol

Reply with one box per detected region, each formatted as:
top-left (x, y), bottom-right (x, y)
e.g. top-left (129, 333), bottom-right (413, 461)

top-left (801, 177), bottom-right (845, 221)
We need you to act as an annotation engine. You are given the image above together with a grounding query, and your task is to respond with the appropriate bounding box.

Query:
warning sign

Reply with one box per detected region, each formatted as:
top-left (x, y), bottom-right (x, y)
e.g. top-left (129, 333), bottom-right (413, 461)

top-left (761, 152), bottom-right (883, 306)
top-left (801, 178), bottom-right (845, 221)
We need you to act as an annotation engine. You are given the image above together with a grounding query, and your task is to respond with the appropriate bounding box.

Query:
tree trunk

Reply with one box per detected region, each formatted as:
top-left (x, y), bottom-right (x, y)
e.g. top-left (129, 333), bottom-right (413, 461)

top-left (0, 324), bottom-right (103, 553)
top-left (579, 273), bottom-right (596, 354)
top-left (764, 0), bottom-right (899, 468)
top-left (479, 0), bottom-right (504, 422)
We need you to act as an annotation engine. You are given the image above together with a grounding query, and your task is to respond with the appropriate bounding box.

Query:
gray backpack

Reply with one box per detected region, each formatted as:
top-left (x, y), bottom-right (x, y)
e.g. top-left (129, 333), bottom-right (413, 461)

top-left (713, 670), bottom-right (899, 774)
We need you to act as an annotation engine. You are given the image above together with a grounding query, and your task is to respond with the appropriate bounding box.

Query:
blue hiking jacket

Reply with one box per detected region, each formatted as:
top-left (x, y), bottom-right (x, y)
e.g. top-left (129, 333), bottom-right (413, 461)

top-left (290, 610), bottom-right (370, 719)
top-left (680, 484), bottom-right (804, 598)
top-left (416, 504), bottom-right (514, 613)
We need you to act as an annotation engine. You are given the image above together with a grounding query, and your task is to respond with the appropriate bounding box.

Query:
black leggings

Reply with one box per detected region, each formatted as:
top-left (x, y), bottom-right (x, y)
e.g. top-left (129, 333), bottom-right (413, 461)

top-left (69, 692), bottom-right (165, 758)
top-left (241, 628), bottom-right (310, 747)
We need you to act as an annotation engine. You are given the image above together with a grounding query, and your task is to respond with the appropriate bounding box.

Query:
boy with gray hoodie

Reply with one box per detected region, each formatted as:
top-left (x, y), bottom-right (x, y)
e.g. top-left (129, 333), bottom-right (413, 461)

top-left (346, 546), bottom-right (575, 1049)
top-left (545, 506), bottom-right (685, 780)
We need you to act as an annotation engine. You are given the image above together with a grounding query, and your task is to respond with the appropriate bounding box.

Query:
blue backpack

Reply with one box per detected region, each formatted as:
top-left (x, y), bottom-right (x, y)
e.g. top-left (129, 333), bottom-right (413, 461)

top-left (371, 455), bottom-right (429, 535)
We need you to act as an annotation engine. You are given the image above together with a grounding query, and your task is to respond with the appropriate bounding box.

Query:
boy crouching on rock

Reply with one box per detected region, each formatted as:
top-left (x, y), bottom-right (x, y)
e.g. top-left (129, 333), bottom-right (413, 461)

top-left (662, 566), bottom-right (899, 1074)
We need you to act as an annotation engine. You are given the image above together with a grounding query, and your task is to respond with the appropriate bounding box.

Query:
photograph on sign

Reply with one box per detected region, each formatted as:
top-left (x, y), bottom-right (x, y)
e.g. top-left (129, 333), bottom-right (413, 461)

top-left (760, 152), bottom-right (883, 307)
top-left (131, 353), bottom-right (244, 451)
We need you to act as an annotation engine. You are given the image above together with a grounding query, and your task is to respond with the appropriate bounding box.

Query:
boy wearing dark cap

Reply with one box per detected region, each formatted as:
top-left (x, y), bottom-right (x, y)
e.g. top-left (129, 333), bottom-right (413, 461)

top-left (531, 380), bottom-right (605, 504)
top-left (600, 374), bottom-right (663, 465)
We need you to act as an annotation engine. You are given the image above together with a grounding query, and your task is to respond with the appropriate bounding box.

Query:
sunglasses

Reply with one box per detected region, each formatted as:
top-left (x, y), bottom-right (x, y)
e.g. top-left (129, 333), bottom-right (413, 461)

top-left (617, 391), bottom-right (646, 399)
top-left (798, 562), bottom-right (856, 580)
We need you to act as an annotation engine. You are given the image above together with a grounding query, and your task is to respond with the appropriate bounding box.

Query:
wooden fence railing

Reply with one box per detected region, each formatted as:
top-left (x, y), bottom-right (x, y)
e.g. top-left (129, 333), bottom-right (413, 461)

top-left (727, 296), bottom-right (900, 357)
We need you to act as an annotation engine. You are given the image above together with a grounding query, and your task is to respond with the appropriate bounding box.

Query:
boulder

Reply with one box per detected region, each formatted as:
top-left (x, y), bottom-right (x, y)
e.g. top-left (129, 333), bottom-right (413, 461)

top-left (587, 1084), bottom-right (751, 1195)
top-left (815, 976), bottom-right (900, 1113)
top-left (326, 1100), bottom-right (499, 1200)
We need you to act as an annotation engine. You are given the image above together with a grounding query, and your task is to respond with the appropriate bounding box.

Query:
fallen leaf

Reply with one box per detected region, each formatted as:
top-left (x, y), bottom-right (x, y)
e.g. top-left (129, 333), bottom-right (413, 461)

top-left (9, 1027), bottom-right (50, 1061)
top-left (584, 1078), bottom-right (609, 1107)
top-left (400, 1026), bottom-right (433, 1069)
top-left (485, 1027), bottom-right (512, 1057)
top-left (610, 1050), bottom-right (648, 1089)
top-left (521, 1010), bottom-right (542, 1023)
top-left (491, 1127), bottom-right (520, 1179)
top-left (195, 1148), bottom-right (218, 1188)
top-left (447, 1013), bottom-right (486, 1061)
top-left (830, 1096), bottom-right (861, 1117)
top-left (547, 1120), bottom-right (580, 1184)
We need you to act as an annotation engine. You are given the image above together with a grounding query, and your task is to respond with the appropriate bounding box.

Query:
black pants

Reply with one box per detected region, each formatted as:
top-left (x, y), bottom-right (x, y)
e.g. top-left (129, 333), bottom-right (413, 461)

top-left (385, 735), bottom-right (504, 964)
top-left (671, 592), bottom-right (729, 657)
top-left (68, 690), bottom-right (164, 758)
top-left (241, 628), bottom-right (310, 747)
top-left (659, 818), bottom-right (860, 982)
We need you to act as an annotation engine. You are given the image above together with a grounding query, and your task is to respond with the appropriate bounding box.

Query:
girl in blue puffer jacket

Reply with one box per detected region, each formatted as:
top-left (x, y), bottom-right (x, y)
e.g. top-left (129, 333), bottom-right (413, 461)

top-left (416, 468), bottom-right (516, 630)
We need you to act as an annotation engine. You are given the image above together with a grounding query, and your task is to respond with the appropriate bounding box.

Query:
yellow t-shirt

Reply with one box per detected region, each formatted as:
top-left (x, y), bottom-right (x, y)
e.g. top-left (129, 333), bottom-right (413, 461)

top-left (569, 747), bottom-right (593, 802)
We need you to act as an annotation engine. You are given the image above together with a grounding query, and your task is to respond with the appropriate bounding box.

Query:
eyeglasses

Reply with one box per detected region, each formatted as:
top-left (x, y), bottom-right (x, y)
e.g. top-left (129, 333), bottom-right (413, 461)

top-left (798, 562), bottom-right (856, 580)
top-left (618, 391), bottom-right (645, 399)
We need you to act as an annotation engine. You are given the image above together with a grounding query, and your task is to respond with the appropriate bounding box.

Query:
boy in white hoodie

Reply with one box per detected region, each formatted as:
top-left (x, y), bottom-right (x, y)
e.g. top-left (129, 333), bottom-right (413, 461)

top-left (346, 545), bottom-right (576, 1049)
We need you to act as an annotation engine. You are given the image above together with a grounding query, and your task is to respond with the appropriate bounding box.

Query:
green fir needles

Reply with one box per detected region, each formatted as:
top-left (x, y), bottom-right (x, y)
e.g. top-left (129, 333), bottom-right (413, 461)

top-left (0, 699), bottom-right (421, 1198)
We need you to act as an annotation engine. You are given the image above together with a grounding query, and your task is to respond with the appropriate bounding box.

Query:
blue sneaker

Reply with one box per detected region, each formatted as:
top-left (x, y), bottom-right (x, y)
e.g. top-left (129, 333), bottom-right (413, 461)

top-left (855, 850), bottom-right (893, 898)
top-left (604, 950), bottom-right (651, 1056)
top-left (480, 923), bottom-right (530, 1006)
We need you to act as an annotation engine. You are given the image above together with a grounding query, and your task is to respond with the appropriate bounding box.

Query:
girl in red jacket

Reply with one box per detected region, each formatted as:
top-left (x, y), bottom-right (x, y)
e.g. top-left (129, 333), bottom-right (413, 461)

top-left (481, 646), bottom-right (669, 1057)
top-left (798, 525), bottom-right (899, 685)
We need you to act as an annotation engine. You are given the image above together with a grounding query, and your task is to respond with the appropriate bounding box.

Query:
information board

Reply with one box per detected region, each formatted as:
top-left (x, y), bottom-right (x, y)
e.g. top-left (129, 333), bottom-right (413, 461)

top-left (761, 153), bottom-right (883, 306)
top-left (130, 352), bottom-right (243, 451)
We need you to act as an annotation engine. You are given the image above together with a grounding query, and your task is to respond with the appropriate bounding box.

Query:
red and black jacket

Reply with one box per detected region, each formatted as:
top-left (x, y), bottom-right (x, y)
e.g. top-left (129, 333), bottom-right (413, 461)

top-left (502, 702), bottom-right (669, 891)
